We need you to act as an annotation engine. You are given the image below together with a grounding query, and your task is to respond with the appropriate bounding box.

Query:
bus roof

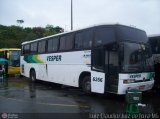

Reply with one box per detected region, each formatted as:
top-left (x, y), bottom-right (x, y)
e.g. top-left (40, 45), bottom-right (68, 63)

top-left (0, 48), bottom-right (21, 52)
top-left (22, 24), bottom-right (146, 45)
top-left (148, 34), bottom-right (160, 38)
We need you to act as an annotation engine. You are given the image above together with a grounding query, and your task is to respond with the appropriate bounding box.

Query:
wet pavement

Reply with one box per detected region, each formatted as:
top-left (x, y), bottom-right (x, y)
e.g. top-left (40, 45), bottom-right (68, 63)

top-left (0, 77), bottom-right (160, 119)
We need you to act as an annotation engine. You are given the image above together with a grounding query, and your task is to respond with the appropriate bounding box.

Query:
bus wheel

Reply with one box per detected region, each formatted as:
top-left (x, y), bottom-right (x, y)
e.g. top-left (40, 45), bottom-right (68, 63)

top-left (30, 70), bottom-right (36, 82)
top-left (82, 76), bottom-right (91, 94)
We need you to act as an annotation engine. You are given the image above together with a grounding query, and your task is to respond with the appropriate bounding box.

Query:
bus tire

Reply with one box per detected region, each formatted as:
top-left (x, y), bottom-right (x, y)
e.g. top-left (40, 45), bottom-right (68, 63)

top-left (30, 70), bottom-right (36, 82)
top-left (82, 76), bottom-right (91, 94)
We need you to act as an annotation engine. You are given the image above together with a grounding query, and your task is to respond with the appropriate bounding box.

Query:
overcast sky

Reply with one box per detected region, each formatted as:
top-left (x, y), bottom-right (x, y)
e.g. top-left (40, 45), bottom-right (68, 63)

top-left (0, 0), bottom-right (160, 35)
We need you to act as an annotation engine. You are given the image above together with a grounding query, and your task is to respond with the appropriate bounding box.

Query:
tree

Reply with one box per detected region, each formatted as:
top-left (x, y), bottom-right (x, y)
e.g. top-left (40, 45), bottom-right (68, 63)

top-left (45, 24), bottom-right (64, 36)
top-left (0, 24), bottom-right (63, 48)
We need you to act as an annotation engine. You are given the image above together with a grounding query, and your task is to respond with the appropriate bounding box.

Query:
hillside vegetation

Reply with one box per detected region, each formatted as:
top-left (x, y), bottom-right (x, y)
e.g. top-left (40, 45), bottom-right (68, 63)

top-left (0, 24), bottom-right (64, 48)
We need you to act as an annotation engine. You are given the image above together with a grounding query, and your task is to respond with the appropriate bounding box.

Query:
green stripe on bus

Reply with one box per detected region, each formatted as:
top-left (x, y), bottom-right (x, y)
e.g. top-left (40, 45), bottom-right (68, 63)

top-left (24, 55), bottom-right (45, 63)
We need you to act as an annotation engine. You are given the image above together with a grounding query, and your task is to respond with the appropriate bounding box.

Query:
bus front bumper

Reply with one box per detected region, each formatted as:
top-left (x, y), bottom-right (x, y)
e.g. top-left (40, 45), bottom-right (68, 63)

top-left (118, 80), bottom-right (154, 94)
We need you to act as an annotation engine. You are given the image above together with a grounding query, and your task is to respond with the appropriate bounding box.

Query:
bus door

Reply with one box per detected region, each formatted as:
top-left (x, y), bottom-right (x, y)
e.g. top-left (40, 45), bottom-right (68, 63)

top-left (105, 47), bottom-right (119, 93)
top-left (91, 46), bottom-right (105, 93)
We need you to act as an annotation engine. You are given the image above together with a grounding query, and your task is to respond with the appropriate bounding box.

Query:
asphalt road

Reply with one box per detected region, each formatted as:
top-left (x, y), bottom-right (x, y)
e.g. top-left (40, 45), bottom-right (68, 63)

top-left (0, 77), bottom-right (159, 119)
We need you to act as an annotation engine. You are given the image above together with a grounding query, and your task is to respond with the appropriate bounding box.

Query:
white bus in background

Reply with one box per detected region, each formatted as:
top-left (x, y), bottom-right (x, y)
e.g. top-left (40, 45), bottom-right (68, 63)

top-left (20, 24), bottom-right (154, 94)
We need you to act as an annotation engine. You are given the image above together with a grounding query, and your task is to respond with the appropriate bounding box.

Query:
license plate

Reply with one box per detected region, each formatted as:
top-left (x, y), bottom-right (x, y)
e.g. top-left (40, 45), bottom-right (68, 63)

top-left (139, 85), bottom-right (145, 91)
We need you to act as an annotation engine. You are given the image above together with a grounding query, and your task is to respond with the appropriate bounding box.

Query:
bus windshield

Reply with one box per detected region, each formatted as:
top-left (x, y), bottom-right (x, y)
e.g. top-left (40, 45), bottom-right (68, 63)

top-left (120, 42), bottom-right (154, 73)
top-left (9, 50), bottom-right (21, 66)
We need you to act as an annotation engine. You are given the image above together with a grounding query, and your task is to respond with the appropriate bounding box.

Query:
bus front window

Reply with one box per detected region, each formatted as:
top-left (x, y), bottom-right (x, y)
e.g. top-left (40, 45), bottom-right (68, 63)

top-left (9, 51), bottom-right (20, 67)
top-left (120, 42), bottom-right (153, 72)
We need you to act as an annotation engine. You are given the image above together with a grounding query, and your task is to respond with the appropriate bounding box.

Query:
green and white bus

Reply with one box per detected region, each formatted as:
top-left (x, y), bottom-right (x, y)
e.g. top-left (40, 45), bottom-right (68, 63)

top-left (21, 24), bottom-right (154, 94)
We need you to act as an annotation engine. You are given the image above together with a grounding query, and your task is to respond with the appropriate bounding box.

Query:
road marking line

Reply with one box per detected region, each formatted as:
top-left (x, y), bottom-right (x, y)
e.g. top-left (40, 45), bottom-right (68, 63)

top-left (37, 102), bottom-right (88, 108)
top-left (0, 96), bottom-right (89, 108)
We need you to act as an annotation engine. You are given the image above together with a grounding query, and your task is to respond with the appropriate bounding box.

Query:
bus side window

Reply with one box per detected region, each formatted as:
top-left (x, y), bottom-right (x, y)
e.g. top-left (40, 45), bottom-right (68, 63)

top-left (47, 37), bottom-right (59, 52)
top-left (52, 38), bottom-right (59, 51)
top-left (65, 34), bottom-right (73, 50)
top-left (83, 30), bottom-right (92, 49)
top-left (38, 40), bottom-right (46, 53)
top-left (60, 34), bottom-right (73, 51)
top-left (24, 44), bottom-right (30, 54)
top-left (59, 36), bottom-right (66, 51)
top-left (30, 42), bottom-right (37, 54)
top-left (47, 38), bottom-right (53, 52)
top-left (75, 32), bottom-right (83, 49)
top-left (74, 30), bottom-right (92, 50)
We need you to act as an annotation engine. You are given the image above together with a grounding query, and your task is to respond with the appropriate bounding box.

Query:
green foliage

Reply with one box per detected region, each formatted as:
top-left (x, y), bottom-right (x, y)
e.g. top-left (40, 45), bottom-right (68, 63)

top-left (0, 24), bottom-right (64, 48)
